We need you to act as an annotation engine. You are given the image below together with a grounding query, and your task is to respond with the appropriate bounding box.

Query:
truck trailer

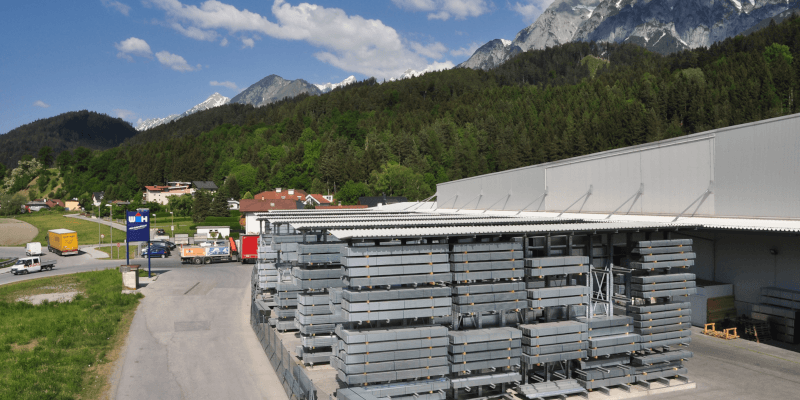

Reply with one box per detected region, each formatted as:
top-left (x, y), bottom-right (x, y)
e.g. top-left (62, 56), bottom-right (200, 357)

top-left (239, 234), bottom-right (259, 264)
top-left (180, 238), bottom-right (238, 265)
top-left (47, 229), bottom-right (79, 256)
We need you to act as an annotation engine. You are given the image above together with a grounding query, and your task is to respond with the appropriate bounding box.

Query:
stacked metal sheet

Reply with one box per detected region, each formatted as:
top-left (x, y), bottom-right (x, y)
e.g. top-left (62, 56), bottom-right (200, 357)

top-left (450, 241), bottom-right (525, 326)
top-left (573, 315), bottom-right (638, 389)
top-left (332, 325), bottom-right (450, 385)
top-left (258, 234), bottom-right (278, 261)
top-left (630, 273), bottom-right (697, 299)
top-left (337, 378), bottom-right (449, 400)
top-left (626, 239), bottom-right (694, 271)
top-left (524, 256), bottom-right (590, 316)
top-left (291, 242), bottom-right (347, 365)
top-left (256, 261), bottom-right (279, 291)
top-left (332, 242), bottom-right (453, 388)
top-left (448, 327), bottom-right (522, 392)
top-left (519, 321), bottom-right (588, 366)
top-left (629, 349), bottom-right (691, 382)
top-left (515, 379), bottom-right (586, 399)
top-left (272, 280), bottom-right (302, 331)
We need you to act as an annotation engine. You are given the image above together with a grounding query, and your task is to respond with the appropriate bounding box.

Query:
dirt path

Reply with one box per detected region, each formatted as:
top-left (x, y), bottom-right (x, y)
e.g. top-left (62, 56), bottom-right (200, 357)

top-left (0, 218), bottom-right (39, 246)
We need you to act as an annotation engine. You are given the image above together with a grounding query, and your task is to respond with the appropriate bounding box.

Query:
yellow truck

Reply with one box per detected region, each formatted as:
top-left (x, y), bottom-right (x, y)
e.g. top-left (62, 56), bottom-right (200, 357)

top-left (47, 229), bottom-right (79, 256)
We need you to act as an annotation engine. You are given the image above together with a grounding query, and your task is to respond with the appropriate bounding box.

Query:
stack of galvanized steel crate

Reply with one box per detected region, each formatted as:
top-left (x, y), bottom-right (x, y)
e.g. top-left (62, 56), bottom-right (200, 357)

top-left (292, 242), bottom-right (347, 365)
top-left (754, 287), bottom-right (800, 343)
top-left (525, 256), bottom-right (591, 320)
top-left (625, 239), bottom-right (696, 382)
top-left (448, 239), bottom-right (525, 397)
top-left (450, 240), bottom-right (525, 329)
top-left (332, 242), bottom-right (451, 398)
top-left (519, 320), bottom-right (588, 369)
top-left (573, 315), bottom-right (638, 389)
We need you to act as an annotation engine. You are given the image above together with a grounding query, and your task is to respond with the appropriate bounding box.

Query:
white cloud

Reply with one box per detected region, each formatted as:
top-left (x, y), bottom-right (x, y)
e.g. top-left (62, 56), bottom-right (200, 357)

top-left (115, 37), bottom-right (153, 61)
top-left (146, 0), bottom-right (455, 79)
top-left (220, 37), bottom-right (229, 46)
top-left (210, 80), bottom-right (238, 89)
top-left (155, 50), bottom-right (198, 71)
top-left (450, 41), bottom-right (481, 57)
top-left (410, 41), bottom-right (447, 59)
top-left (241, 37), bottom-right (255, 48)
top-left (510, 0), bottom-right (553, 23)
top-left (170, 22), bottom-right (219, 41)
top-left (392, 0), bottom-right (490, 20)
top-left (33, 100), bottom-right (50, 108)
top-left (113, 109), bottom-right (136, 119)
top-left (101, 0), bottom-right (131, 16)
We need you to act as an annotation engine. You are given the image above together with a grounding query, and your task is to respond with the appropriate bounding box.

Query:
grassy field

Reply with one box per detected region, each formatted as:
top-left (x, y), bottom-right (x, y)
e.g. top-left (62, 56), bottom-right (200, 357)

top-left (14, 212), bottom-right (125, 247)
top-left (95, 245), bottom-right (139, 260)
top-left (581, 54), bottom-right (610, 78)
top-left (0, 269), bottom-right (142, 399)
top-left (149, 216), bottom-right (195, 235)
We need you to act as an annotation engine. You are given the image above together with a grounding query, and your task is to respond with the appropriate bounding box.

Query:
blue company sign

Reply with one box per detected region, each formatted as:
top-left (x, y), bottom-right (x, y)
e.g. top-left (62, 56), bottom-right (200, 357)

top-left (126, 210), bottom-right (150, 242)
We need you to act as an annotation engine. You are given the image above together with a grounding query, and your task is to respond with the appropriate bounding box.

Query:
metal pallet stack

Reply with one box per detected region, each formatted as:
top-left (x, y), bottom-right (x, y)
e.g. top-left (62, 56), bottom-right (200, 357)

top-left (754, 287), bottom-right (800, 343)
top-left (332, 242), bottom-right (451, 397)
top-left (525, 256), bottom-right (591, 321)
top-left (447, 327), bottom-right (522, 398)
top-left (292, 242), bottom-right (347, 365)
top-left (273, 280), bottom-right (303, 331)
top-left (450, 240), bottom-right (525, 330)
top-left (625, 239), bottom-right (697, 383)
top-left (573, 315), bottom-right (638, 390)
top-left (448, 239), bottom-right (525, 397)
top-left (519, 320), bottom-right (588, 374)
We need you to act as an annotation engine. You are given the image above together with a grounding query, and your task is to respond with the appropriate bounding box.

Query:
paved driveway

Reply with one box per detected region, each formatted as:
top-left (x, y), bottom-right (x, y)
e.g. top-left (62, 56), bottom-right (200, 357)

top-left (112, 265), bottom-right (287, 400)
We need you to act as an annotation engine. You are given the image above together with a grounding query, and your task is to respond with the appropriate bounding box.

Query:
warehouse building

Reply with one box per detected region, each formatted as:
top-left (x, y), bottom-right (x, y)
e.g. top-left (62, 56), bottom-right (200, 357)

top-left (435, 113), bottom-right (800, 318)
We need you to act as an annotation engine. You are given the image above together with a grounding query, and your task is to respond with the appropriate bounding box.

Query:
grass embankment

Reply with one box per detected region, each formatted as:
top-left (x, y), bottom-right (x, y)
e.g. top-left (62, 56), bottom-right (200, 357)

top-left (15, 211), bottom-right (125, 247)
top-left (95, 245), bottom-right (139, 260)
top-left (149, 216), bottom-right (194, 235)
top-left (0, 269), bottom-right (142, 399)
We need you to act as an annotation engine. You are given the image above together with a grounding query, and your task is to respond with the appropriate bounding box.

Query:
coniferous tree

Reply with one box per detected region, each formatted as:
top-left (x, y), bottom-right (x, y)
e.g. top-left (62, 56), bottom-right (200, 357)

top-left (192, 190), bottom-right (211, 222)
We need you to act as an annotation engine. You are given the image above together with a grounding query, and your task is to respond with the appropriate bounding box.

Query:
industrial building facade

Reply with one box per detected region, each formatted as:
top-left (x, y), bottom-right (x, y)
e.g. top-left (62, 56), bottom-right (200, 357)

top-left (435, 113), bottom-right (800, 314)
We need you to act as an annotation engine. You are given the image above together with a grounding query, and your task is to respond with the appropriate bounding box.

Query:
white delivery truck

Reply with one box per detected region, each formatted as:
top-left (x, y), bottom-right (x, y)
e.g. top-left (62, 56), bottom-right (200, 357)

top-left (26, 242), bottom-right (43, 256)
top-left (10, 256), bottom-right (57, 275)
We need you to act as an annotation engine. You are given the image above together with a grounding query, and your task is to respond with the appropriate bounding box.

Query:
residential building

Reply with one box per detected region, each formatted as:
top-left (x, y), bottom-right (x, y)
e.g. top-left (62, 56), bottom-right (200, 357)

top-left (64, 199), bottom-right (80, 211)
top-left (253, 188), bottom-right (308, 201)
top-left (228, 199), bottom-right (240, 210)
top-left (239, 198), bottom-right (302, 234)
top-left (304, 194), bottom-right (333, 206)
top-left (193, 181), bottom-right (219, 192)
top-left (144, 184), bottom-right (194, 205)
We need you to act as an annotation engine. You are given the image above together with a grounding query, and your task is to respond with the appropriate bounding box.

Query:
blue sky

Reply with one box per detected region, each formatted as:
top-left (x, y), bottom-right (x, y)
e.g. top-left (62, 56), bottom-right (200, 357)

top-left (1, 1), bottom-right (554, 134)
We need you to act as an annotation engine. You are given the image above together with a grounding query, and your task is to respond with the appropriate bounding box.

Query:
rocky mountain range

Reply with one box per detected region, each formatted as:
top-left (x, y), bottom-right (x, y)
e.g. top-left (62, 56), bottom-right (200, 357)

top-left (230, 75), bottom-right (321, 107)
top-left (136, 92), bottom-right (229, 131)
top-left (315, 76), bottom-right (357, 93)
top-left (460, 0), bottom-right (800, 70)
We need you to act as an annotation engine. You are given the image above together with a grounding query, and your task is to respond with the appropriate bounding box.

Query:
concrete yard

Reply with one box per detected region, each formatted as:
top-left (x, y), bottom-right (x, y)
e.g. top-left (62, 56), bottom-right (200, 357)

top-left (112, 265), bottom-right (288, 400)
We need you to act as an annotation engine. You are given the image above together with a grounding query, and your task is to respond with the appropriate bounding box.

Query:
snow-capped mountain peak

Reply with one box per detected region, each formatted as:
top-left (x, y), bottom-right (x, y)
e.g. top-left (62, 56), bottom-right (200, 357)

top-left (501, 39), bottom-right (512, 47)
top-left (136, 92), bottom-right (230, 131)
top-left (315, 76), bottom-right (357, 93)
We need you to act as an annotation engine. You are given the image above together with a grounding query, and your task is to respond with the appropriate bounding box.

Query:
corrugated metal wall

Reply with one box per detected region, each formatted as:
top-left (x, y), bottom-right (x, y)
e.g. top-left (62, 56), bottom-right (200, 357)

top-left (438, 113), bottom-right (800, 219)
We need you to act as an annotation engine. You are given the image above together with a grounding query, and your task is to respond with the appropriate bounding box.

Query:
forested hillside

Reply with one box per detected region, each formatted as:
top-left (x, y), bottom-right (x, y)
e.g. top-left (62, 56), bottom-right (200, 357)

top-left (0, 110), bottom-right (138, 170)
top-left (11, 17), bottom-right (800, 205)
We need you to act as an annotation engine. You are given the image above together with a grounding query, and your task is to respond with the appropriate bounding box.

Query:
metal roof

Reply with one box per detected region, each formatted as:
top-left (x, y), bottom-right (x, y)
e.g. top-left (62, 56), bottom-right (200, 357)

top-left (329, 222), bottom-right (698, 240)
top-left (290, 217), bottom-right (587, 230)
top-left (257, 213), bottom-right (507, 223)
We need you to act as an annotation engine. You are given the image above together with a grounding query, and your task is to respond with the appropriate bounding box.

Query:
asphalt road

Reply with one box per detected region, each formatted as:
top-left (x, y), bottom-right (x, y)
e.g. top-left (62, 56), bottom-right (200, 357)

top-left (0, 246), bottom-right (208, 286)
top-left (112, 265), bottom-right (287, 400)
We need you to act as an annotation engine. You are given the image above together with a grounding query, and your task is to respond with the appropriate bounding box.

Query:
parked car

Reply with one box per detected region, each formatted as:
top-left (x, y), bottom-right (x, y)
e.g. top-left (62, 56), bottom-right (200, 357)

top-left (156, 228), bottom-right (166, 235)
top-left (141, 245), bottom-right (170, 258)
top-left (150, 240), bottom-right (176, 250)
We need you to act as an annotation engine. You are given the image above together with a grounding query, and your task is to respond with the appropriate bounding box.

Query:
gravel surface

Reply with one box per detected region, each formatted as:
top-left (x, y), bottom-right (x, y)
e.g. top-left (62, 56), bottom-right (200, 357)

top-left (0, 218), bottom-right (38, 246)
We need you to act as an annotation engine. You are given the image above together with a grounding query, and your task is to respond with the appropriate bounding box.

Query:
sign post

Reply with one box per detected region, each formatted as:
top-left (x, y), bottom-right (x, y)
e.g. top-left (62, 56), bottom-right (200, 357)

top-left (126, 209), bottom-right (151, 277)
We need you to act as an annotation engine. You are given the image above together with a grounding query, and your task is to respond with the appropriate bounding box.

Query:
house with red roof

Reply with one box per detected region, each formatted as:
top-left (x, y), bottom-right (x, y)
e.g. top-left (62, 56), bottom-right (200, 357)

top-left (239, 198), bottom-right (303, 234)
